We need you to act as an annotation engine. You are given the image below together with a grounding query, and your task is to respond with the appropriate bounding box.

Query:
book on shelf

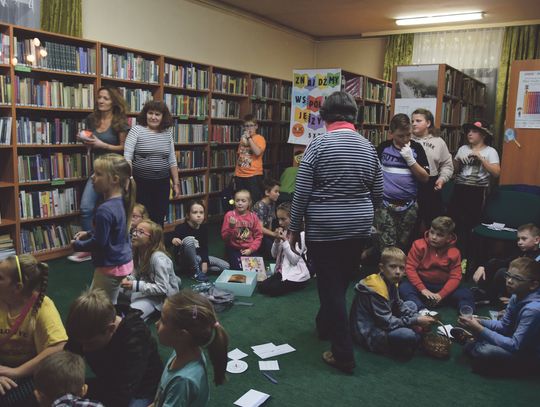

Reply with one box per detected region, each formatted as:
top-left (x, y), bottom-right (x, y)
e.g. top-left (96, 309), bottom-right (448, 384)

top-left (211, 99), bottom-right (240, 119)
top-left (250, 77), bottom-right (279, 99)
top-left (280, 83), bottom-right (292, 101)
top-left (365, 80), bottom-right (391, 104)
top-left (251, 102), bottom-right (274, 121)
top-left (14, 77), bottom-right (94, 109)
top-left (18, 152), bottom-right (89, 182)
top-left (212, 73), bottom-right (247, 95)
top-left (164, 63), bottom-right (209, 89)
top-left (165, 202), bottom-right (185, 224)
top-left (19, 187), bottom-right (79, 219)
top-left (0, 75), bottom-right (12, 104)
top-left (20, 222), bottom-right (81, 254)
top-left (172, 122), bottom-right (208, 143)
top-left (101, 47), bottom-right (159, 83)
top-left (118, 87), bottom-right (153, 113)
top-left (0, 233), bottom-right (16, 261)
top-left (17, 117), bottom-right (87, 144)
top-left (164, 93), bottom-right (208, 117)
top-left (170, 175), bottom-right (207, 198)
top-left (176, 149), bottom-right (207, 170)
top-left (0, 33), bottom-right (9, 65)
top-left (0, 117), bottom-right (12, 145)
top-left (210, 125), bottom-right (241, 143)
top-left (209, 172), bottom-right (234, 193)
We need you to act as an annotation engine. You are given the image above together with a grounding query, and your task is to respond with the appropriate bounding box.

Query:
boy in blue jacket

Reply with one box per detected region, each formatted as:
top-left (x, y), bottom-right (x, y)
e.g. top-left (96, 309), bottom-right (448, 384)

top-left (458, 257), bottom-right (540, 376)
top-left (350, 247), bottom-right (435, 358)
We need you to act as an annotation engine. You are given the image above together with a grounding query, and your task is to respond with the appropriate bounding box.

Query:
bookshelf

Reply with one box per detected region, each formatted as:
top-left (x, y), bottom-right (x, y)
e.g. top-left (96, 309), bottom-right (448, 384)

top-left (0, 23), bottom-right (292, 260)
top-left (391, 64), bottom-right (487, 153)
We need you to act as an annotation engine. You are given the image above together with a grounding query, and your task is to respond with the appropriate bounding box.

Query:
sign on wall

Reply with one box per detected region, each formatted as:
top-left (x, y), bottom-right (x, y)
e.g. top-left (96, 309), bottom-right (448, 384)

top-left (393, 65), bottom-right (438, 119)
top-left (515, 70), bottom-right (540, 129)
top-left (287, 68), bottom-right (341, 146)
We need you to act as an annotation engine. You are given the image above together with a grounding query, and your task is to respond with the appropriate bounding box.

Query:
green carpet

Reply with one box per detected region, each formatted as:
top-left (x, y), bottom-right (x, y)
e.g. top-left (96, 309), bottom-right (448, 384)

top-left (45, 225), bottom-right (537, 406)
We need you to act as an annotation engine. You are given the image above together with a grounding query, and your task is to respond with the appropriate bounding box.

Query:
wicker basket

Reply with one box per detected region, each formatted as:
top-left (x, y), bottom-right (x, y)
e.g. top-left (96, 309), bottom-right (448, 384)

top-left (422, 321), bottom-right (452, 359)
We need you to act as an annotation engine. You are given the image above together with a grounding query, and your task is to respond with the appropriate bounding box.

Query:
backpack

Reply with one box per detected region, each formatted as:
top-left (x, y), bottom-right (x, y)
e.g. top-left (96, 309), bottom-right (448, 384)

top-left (198, 285), bottom-right (235, 312)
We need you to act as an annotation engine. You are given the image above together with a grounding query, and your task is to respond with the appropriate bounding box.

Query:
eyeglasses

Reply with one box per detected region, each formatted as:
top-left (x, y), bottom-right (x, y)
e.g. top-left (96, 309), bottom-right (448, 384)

top-left (504, 271), bottom-right (534, 282)
top-left (132, 228), bottom-right (151, 237)
top-left (132, 214), bottom-right (142, 219)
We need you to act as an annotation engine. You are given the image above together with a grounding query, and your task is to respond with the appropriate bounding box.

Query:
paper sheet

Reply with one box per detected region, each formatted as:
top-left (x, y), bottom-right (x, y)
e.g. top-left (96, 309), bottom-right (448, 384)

top-left (437, 324), bottom-right (454, 338)
top-left (259, 360), bottom-right (279, 371)
top-left (253, 343), bottom-right (296, 359)
top-left (228, 348), bottom-right (248, 360)
top-left (234, 389), bottom-right (270, 407)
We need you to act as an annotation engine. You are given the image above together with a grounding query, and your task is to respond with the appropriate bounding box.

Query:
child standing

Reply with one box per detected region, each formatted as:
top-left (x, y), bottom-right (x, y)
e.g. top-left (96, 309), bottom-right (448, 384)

top-left (221, 190), bottom-right (263, 270)
top-left (253, 178), bottom-right (280, 259)
top-left (0, 255), bottom-right (67, 407)
top-left (411, 108), bottom-right (453, 229)
top-left (71, 153), bottom-right (136, 304)
top-left (448, 120), bottom-right (500, 257)
top-left (473, 223), bottom-right (540, 305)
top-left (65, 289), bottom-right (163, 407)
top-left (375, 113), bottom-right (430, 250)
top-left (153, 291), bottom-right (228, 407)
top-left (457, 257), bottom-right (540, 377)
top-left (258, 202), bottom-right (310, 297)
top-left (33, 351), bottom-right (104, 407)
top-left (399, 216), bottom-right (475, 312)
top-left (121, 220), bottom-right (180, 321)
top-left (172, 200), bottom-right (229, 282)
top-left (350, 247), bottom-right (435, 357)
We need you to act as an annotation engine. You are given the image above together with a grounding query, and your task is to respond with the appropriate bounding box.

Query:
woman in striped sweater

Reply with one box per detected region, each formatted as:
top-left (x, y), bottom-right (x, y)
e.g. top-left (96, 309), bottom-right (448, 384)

top-left (124, 101), bottom-right (180, 225)
top-left (289, 91), bottom-right (383, 374)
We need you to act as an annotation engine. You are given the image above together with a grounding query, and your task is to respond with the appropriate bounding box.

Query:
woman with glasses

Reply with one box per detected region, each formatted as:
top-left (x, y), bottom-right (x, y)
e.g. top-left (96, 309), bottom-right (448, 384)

top-left (120, 220), bottom-right (180, 321)
top-left (234, 114), bottom-right (266, 203)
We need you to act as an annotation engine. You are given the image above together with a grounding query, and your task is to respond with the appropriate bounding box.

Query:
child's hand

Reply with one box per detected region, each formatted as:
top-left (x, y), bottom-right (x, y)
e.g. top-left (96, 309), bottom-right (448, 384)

top-left (434, 178), bottom-right (444, 191)
top-left (229, 216), bottom-right (236, 227)
top-left (499, 296), bottom-right (510, 305)
top-left (73, 231), bottom-right (89, 241)
top-left (0, 365), bottom-right (21, 380)
top-left (240, 248), bottom-right (252, 256)
top-left (472, 266), bottom-right (486, 282)
top-left (399, 143), bottom-right (416, 167)
top-left (277, 228), bottom-right (287, 241)
top-left (0, 375), bottom-right (17, 395)
top-left (120, 278), bottom-right (133, 290)
top-left (416, 315), bottom-right (435, 327)
top-left (458, 315), bottom-right (483, 334)
top-left (172, 237), bottom-right (182, 246)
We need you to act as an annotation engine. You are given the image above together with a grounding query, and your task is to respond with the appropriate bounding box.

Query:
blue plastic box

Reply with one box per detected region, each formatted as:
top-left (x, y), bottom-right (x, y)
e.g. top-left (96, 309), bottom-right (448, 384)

top-left (215, 269), bottom-right (257, 297)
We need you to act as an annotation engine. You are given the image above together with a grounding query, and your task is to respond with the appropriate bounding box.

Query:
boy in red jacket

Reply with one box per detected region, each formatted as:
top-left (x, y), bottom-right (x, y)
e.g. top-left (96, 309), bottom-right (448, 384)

top-left (399, 216), bottom-right (475, 312)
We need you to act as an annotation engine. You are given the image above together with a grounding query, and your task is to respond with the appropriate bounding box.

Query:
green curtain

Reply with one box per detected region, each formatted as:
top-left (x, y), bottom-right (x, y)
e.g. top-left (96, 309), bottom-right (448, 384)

top-left (383, 34), bottom-right (414, 82)
top-left (41, 0), bottom-right (82, 37)
top-left (494, 25), bottom-right (540, 147)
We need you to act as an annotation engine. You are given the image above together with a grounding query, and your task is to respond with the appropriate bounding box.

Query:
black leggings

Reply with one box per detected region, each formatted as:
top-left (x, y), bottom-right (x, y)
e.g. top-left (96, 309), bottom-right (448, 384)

top-left (258, 273), bottom-right (308, 296)
top-left (135, 176), bottom-right (171, 226)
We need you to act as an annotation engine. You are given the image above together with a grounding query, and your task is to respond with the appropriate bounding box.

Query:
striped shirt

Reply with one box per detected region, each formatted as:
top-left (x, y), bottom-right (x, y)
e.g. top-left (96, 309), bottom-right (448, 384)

top-left (289, 127), bottom-right (383, 242)
top-left (124, 125), bottom-right (177, 179)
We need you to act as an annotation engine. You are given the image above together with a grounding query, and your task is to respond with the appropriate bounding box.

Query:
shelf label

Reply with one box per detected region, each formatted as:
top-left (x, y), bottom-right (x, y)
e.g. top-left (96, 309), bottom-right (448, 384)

top-left (51, 179), bottom-right (66, 186)
top-left (197, 115), bottom-right (206, 120)
top-left (179, 114), bottom-right (189, 120)
top-left (15, 65), bottom-right (31, 72)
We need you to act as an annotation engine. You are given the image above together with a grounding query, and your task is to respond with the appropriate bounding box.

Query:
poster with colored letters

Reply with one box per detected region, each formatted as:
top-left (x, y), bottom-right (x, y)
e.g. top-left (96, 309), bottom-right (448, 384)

top-left (288, 68), bottom-right (342, 146)
top-left (515, 70), bottom-right (540, 129)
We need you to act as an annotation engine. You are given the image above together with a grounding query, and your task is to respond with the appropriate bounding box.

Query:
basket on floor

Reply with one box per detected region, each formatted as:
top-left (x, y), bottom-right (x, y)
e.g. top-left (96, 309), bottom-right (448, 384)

top-left (422, 320), bottom-right (452, 359)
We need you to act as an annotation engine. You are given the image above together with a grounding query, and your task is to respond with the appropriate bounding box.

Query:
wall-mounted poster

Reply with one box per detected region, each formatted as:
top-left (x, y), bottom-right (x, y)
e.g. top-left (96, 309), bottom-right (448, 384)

top-left (288, 68), bottom-right (341, 146)
top-left (515, 70), bottom-right (540, 129)
top-left (394, 65), bottom-right (438, 118)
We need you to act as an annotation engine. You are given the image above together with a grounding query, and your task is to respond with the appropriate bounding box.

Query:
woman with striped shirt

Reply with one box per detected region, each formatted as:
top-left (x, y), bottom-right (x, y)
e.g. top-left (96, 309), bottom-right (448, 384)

top-left (289, 91), bottom-right (383, 374)
top-left (124, 101), bottom-right (180, 225)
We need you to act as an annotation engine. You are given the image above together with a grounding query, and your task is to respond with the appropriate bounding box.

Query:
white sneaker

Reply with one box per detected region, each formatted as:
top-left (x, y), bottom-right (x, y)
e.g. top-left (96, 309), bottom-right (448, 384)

top-left (68, 252), bottom-right (92, 263)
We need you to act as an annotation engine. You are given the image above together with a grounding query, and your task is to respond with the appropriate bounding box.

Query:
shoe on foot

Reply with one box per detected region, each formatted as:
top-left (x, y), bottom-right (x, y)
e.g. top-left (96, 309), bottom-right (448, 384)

top-left (67, 252), bottom-right (92, 263)
top-left (322, 351), bottom-right (355, 374)
top-left (450, 327), bottom-right (474, 345)
top-left (193, 271), bottom-right (209, 282)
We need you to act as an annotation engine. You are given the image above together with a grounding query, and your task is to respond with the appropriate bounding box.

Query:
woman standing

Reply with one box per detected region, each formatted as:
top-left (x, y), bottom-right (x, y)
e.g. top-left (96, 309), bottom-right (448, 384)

top-left (124, 101), bottom-right (180, 225)
top-left (289, 91), bottom-right (383, 374)
top-left (69, 87), bottom-right (129, 263)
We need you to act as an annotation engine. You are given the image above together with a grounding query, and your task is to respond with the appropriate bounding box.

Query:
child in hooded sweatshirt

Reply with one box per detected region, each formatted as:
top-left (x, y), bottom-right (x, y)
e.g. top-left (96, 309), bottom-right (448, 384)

top-left (399, 216), bottom-right (475, 312)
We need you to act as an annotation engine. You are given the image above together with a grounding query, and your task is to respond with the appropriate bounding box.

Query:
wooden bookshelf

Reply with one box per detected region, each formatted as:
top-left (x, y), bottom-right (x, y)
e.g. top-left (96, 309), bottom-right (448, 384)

top-left (390, 64), bottom-right (487, 153)
top-left (0, 23), bottom-right (293, 257)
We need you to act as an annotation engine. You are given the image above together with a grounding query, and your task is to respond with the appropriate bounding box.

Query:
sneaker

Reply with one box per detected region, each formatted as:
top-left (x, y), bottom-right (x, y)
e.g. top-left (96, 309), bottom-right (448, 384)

top-left (321, 351), bottom-right (355, 374)
top-left (67, 252), bottom-right (92, 263)
top-left (193, 271), bottom-right (209, 283)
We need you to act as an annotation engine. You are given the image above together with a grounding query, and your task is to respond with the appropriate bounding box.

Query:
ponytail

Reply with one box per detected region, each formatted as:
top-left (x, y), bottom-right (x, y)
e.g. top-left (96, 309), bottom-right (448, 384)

top-left (206, 322), bottom-right (228, 385)
top-left (124, 176), bottom-right (137, 234)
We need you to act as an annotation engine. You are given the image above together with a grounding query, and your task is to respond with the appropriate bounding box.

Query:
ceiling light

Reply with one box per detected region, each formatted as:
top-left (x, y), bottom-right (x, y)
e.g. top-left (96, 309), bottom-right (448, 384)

top-left (396, 12), bottom-right (484, 26)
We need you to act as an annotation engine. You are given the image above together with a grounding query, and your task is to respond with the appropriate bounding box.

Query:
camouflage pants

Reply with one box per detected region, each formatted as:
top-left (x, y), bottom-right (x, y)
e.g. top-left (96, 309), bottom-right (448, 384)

top-left (373, 202), bottom-right (418, 251)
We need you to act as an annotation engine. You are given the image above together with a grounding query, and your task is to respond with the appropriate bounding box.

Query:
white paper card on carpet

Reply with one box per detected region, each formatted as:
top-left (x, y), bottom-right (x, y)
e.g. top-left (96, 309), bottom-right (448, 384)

top-left (254, 343), bottom-right (296, 359)
top-left (251, 343), bottom-right (275, 353)
top-left (228, 348), bottom-right (248, 360)
top-left (234, 389), bottom-right (270, 407)
top-left (259, 360), bottom-right (279, 371)
top-left (437, 324), bottom-right (454, 338)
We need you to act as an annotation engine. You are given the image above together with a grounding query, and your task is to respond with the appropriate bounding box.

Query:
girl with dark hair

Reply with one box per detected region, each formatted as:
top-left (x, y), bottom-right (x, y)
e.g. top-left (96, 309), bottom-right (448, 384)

top-left (124, 101), bottom-right (180, 225)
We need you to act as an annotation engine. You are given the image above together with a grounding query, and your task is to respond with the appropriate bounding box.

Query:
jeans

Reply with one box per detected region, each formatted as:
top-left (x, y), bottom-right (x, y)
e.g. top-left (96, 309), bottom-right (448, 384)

top-left (387, 327), bottom-right (421, 355)
top-left (464, 341), bottom-right (539, 376)
top-left (399, 280), bottom-right (475, 312)
top-left (80, 177), bottom-right (100, 231)
top-left (177, 236), bottom-right (230, 275)
top-left (129, 398), bottom-right (154, 407)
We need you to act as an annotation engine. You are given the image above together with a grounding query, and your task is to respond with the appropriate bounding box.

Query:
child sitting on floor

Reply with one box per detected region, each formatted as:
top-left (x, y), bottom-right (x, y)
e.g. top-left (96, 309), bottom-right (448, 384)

top-left (34, 351), bottom-right (104, 407)
top-left (253, 178), bottom-right (280, 259)
top-left (258, 202), bottom-right (310, 296)
top-left (457, 257), bottom-right (540, 377)
top-left (131, 203), bottom-right (150, 233)
top-left (350, 247), bottom-right (435, 358)
top-left (399, 216), bottom-right (475, 312)
top-left (221, 189), bottom-right (263, 270)
top-left (472, 223), bottom-right (540, 305)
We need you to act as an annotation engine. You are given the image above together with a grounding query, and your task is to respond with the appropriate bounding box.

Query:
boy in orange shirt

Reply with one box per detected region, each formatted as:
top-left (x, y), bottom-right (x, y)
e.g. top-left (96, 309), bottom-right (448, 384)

top-left (234, 114), bottom-right (266, 203)
top-left (399, 216), bottom-right (475, 312)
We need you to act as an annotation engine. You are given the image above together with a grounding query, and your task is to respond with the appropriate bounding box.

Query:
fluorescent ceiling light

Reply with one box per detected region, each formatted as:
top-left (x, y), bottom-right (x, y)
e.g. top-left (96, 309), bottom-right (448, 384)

top-left (396, 12), bottom-right (484, 26)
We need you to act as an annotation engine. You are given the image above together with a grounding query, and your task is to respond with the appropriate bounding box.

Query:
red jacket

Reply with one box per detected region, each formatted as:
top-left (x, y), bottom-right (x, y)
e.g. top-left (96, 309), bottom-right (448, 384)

top-left (221, 209), bottom-right (263, 252)
top-left (405, 232), bottom-right (462, 299)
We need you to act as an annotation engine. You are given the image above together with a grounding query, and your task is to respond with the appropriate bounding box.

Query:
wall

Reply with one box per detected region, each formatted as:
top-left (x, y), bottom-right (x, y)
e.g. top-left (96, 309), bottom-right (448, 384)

top-left (82, 0), bottom-right (315, 80)
top-left (315, 37), bottom-right (386, 79)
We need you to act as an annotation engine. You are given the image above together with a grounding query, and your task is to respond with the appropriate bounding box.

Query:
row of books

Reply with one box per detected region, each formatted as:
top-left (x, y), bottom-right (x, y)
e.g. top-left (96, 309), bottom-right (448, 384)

top-left (212, 73), bottom-right (247, 95)
top-left (0, 117), bottom-right (12, 144)
top-left (463, 77), bottom-right (486, 105)
top-left (0, 234), bottom-right (16, 261)
top-left (280, 83), bottom-right (292, 101)
top-left (118, 87), bottom-right (153, 114)
top-left (176, 149), bottom-right (208, 170)
top-left (176, 175), bottom-right (206, 196)
top-left (101, 48), bottom-right (159, 83)
top-left (440, 127), bottom-right (462, 153)
top-left (365, 80), bottom-right (391, 104)
top-left (0, 75), bottom-right (11, 104)
top-left (251, 102), bottom-right (274, 121)
top-left (165, 93), bottom-right (208, 117)
top-left (258, 125), bottom-right (272, 138)
top-left (172, 122), bottom-right (208, 143)
top-left (360, 104), bottom-right (390, 125)
top-left (250, 77), bottom-right (279, 99)
top-left (17, 117), bottom-right (86, 145)
top-left (280, 105), bottom-right (291, 122)
top-left (14, 77), bottom-right (94, 109)
top-left (209, 172), bottom-right (234, 192)
top-left (362, 128), bottom-right (388, 147)
top-left (444, 69), bottom-right (462, 97)
top-left (0, 33), bottom-right (9, 65)
top-left (210, 149), bottom-right (236, 168)
top-left (19, 187), bottom-right (80, 219)
top-left (18, 152), bottom-right (89, 182)
top-left (211, 99), bottom-right (240, 119)
top-left (210, 124), bottom-right (242, 143)
top-left (14, 37), bottom-right (97, 74)
top-left (20, 222), bottom-right (81, 254)
top-left (165, 202), bottom-right (185, 224)
top-left (279, 126), bottom-right (288, 142)
top-left (164, 63), bottom-right (209, 90)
